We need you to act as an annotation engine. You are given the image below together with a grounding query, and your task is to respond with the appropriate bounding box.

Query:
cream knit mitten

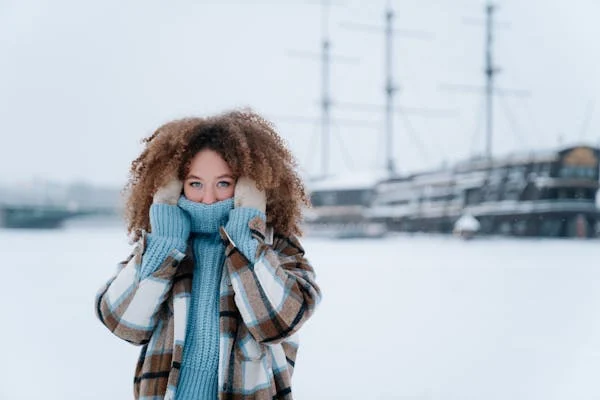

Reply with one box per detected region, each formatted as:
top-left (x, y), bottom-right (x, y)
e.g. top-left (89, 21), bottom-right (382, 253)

top-left (234, 177), bottom-right (266, 213)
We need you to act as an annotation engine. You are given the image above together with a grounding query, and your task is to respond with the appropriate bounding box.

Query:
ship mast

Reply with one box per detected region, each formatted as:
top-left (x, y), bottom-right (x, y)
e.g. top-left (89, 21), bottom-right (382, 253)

top-left (320, 1), bottom-right (332, 177)
top-left (285, 1), bottom-right (367, 180)
top-left (441, 2), bottom-right (525, 160)
top-left (341, 1), bottom-right (438, 177)
top-left (484, 1), bottom-right (498, 160)
top-left (384, 2), bottom-right (396, 174)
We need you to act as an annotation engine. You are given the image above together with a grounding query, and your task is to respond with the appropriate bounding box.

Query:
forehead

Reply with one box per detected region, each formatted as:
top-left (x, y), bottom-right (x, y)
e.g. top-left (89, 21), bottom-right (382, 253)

top-left (187, 149), bottom-right (233, 176)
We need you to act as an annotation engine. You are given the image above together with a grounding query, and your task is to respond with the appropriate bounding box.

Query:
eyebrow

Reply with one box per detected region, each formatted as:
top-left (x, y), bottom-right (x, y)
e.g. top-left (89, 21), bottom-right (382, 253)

top-left (186, 174), bottom-right (235, 180)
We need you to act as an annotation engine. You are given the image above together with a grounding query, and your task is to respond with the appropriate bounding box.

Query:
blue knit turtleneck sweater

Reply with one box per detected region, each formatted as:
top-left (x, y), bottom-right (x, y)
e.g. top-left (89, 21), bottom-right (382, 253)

top-left (175, 196), bottom-right (231, 399)
top-left (139, 195), bottom-right (264, 400)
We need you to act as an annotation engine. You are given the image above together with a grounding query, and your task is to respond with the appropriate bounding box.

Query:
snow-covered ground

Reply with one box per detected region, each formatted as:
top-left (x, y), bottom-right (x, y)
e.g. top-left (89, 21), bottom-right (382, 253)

top-left (1, 226), bottom-right (599, 400)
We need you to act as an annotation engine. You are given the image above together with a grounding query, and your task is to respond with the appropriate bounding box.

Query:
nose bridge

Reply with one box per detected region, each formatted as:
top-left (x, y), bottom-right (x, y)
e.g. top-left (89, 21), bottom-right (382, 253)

top-left (203, 184), bottom-right (216, 204)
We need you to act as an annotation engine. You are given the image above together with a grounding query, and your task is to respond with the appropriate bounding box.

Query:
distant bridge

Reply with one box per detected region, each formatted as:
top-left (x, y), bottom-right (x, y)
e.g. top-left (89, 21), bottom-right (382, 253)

top-left (0, 204), bottom-right (120, 229)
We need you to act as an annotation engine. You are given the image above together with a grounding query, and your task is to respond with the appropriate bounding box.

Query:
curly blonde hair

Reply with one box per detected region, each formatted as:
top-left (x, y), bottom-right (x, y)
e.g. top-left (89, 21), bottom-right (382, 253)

top-left (124, 109), bottom-right (309, 241)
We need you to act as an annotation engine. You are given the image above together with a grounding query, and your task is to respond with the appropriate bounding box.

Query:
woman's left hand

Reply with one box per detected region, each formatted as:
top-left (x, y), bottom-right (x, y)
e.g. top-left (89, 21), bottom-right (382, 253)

top-left (234, 177), bottom-right (266, 213)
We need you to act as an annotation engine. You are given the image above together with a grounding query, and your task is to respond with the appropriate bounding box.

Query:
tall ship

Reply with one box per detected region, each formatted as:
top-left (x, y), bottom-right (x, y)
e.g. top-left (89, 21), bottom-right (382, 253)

top-left (368, 145), bottom-right (600, 237)
top-left (363, 3), bottom-right (600, 238)
top-left (301, 3), bottom-right (600, 238)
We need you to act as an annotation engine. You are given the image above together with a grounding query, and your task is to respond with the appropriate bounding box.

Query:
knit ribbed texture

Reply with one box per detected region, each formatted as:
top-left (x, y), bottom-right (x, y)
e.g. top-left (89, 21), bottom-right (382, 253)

top-left (175, 366), bottom-right (218, 400)
top-left (175, 197), bottom-right (233, 400)
top-left (150, 203), bottom-right (191, 238)
top-left (178, 196), bottom-right (233, 233)
top-left (139, 204), bottom-right (190, 280)
top-left (225, 207), bottom-right (266, 264)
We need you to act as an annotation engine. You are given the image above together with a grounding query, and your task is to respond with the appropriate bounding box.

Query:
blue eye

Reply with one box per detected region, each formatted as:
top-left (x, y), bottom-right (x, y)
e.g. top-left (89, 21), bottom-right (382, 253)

top-left (217, 181), bottom-right (231, 188)
top-left (190, 182), bottom-right (203, 188)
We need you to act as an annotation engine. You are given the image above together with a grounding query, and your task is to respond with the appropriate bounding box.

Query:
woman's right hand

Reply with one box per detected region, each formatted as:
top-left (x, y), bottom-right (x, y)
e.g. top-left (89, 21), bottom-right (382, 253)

top-left (153, 179), bottom-right (183, 205)
top-left (150, 178), bottom-right (190, 240)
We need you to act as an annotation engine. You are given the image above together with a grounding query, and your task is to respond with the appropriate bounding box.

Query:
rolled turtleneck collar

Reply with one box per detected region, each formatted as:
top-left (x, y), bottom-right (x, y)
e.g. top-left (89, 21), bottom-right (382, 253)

top-left (177, 196), bottom-right (233, 234)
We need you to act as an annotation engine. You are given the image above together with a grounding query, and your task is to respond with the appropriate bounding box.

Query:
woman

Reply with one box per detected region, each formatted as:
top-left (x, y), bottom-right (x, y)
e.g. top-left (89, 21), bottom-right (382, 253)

top-left (95, 110), bottom-right (322, 400)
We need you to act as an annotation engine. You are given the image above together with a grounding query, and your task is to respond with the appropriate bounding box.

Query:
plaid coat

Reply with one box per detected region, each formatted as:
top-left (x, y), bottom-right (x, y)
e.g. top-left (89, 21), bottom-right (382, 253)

top-left (95, 216), bottom-right (321, 400)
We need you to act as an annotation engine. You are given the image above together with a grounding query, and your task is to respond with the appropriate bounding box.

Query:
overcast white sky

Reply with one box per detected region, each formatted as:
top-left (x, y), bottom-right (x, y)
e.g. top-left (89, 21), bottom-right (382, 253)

top-left (1, 0), bottom-right (599, 186)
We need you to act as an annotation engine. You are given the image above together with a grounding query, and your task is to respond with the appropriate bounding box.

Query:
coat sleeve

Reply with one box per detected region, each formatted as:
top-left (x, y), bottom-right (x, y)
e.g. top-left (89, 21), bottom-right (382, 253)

top-left (94, 234), bottom-right (186, 345)
top-left (220, 217), bottom-right (322, 345)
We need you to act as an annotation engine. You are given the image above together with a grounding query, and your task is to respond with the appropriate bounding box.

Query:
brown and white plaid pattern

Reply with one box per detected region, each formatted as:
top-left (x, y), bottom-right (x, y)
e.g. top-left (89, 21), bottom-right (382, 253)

top-left (96, 216), bottom-right (321, 399)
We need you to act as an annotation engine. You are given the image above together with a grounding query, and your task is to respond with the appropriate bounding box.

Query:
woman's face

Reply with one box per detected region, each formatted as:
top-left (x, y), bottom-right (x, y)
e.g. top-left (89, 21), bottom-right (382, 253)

top-left (183, 149), bottom-right (236, 204)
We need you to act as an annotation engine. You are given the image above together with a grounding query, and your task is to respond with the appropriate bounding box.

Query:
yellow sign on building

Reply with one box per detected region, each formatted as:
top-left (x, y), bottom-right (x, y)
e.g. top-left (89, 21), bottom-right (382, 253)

top-left (563, 147), bottom-right (597, 166)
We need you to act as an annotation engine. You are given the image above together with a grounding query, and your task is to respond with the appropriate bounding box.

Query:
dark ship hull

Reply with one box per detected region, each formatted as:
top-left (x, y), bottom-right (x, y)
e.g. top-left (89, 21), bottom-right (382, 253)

top-left (368, 146), bottom-right (600, 238)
